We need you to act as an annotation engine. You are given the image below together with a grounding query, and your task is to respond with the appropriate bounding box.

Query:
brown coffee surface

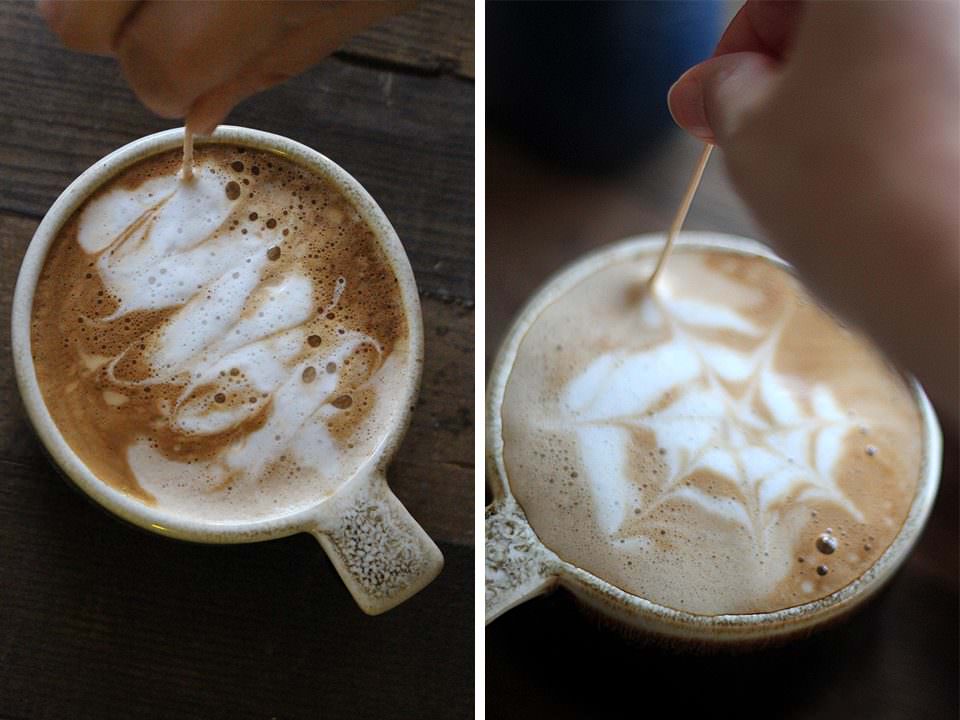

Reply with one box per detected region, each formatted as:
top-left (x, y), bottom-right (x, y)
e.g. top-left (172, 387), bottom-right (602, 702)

top-left (501, 247), bottom-right (924, 615)
top-left (32, 145), bottom-right (409, 522)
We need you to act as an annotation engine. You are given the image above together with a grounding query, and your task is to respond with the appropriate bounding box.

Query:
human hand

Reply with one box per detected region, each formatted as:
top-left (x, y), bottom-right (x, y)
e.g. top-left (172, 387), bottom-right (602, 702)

top-left (38, 0), bottom-right (409, 134)
top-left (668, 1), bottom-right (959, 421)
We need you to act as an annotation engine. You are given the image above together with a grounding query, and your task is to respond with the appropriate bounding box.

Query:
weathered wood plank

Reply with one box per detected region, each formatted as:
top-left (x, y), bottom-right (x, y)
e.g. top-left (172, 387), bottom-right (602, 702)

top-left (0, 460), bottom-right (474, 720)
top-left (0, 1), bottom-right (474, 301)
top-left (342, 0), bottom-right (475, 78)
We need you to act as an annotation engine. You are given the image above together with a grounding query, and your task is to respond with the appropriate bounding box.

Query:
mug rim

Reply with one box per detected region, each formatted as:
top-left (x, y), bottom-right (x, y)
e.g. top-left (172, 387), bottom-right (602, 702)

top-left (486, 231), bottom-right (942, 640)
top-left (11, 126), bottom-right (424, 543)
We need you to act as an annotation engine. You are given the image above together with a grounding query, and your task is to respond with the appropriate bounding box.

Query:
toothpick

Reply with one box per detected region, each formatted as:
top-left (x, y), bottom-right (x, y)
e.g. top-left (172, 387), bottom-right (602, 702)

top-left (181, 126), bottom-right (194, 181)
top-left (648, 143), bottom-right (714, 289)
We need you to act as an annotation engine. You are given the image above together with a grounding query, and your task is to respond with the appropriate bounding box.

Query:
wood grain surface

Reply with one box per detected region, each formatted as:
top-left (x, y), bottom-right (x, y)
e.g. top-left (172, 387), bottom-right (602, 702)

top-left (485, 132), bottom-right (958, 718)
top-left (342, 0), bottom-right (474, 79)
top-left (0, 2), bottom-right (474, 718)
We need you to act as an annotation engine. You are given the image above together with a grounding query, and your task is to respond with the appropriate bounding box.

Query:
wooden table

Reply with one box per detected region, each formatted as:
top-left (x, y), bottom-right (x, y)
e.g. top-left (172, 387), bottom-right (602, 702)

top-left (485, 132), bottom-right (958, 717)
top-left (0, 3), bottom-right (473, 718)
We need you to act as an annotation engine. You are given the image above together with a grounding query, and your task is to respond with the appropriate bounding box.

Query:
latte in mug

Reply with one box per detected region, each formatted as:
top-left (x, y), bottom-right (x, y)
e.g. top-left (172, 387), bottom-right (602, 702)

top-left (501, 244), bottom-right (925, 616)
top-left (31, 144), bottom-right (411, 523)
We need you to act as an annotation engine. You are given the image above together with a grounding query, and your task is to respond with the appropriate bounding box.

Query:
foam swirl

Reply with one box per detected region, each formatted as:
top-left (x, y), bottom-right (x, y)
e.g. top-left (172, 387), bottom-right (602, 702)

top-left (32, 146), bottom-right (409, 522)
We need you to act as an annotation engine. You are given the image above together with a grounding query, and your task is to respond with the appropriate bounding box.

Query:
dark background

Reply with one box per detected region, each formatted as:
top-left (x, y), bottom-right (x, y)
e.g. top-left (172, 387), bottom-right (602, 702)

top-left (485, 2), bottom-right (958, 718)
top-left (0, 2), bottom-right (474, 718)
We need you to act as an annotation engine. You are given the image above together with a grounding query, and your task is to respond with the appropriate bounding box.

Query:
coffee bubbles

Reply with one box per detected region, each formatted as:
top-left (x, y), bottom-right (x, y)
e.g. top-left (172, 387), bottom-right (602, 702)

top-left (501, 249), bottom-right (923, 615)
top-left (31, 145), bottom-right (409, 523)
top-left (816, 533), bottom-right (837, 554)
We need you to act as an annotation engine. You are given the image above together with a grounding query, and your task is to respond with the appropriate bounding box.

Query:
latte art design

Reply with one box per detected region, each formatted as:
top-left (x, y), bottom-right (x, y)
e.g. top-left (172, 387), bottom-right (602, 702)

top-left (502, 249), bottom-right (922, 614)
top-left (566, 283), bottom-right (863, 556)
top-left (82, 170), bottom-right (380, 492)
top-left (32, 146), bottom-right (409, 522)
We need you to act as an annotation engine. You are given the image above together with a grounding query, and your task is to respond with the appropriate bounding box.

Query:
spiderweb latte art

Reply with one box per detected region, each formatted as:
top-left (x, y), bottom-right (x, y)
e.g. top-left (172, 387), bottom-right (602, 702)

top-left (502, 248), bottom-right (922, 615)
top-left (567, 279), bottom-right (863, 543)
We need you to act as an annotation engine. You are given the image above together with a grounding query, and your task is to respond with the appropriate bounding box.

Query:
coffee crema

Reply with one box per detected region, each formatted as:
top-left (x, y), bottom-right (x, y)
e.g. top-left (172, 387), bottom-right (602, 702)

top-left (501, 248), bottom-right (923, 615)
top-left (32, 145), bottom-right (409, 522)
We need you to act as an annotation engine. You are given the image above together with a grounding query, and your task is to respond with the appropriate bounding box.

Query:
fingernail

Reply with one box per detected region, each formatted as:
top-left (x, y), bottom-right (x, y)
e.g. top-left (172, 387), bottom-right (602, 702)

top-left (667, 71), bottom-right (714, 142)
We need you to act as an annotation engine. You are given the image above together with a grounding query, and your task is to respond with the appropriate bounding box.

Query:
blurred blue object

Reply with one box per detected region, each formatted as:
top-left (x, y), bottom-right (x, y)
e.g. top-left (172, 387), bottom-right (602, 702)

top-left (488, 1), bottom-right (723, 175)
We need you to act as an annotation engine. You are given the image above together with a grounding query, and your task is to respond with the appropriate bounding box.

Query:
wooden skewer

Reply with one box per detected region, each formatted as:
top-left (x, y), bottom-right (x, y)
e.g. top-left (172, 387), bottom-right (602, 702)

top-left (181, 126), bottom-right (194, 181)
top-left (647, 143), bottom-right (714, 289)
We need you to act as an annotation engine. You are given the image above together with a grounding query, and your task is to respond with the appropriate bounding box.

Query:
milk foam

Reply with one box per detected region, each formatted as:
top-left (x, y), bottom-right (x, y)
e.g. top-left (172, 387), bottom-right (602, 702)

top-left (563, 293), bottom-right (862, 534)
top-left (32, 146), bottom-right (409, 522)
top-left (502, 249), bottom-right (923, 614)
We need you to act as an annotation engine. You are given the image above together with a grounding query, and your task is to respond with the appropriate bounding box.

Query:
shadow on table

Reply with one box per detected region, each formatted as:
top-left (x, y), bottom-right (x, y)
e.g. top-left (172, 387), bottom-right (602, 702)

top-left (0, 451), bottom-right (473, 720)
top-left (487, 435), bottom-right (959, 719)
top-left (487, 564), bottom-right (958, 719)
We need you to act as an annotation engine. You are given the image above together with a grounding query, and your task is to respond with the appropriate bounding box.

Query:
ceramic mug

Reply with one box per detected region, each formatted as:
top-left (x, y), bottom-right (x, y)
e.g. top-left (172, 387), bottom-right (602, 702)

top-left (12, 126), bottom-right (443, 615)
top-left (485, 232), bottom-right (941, 645)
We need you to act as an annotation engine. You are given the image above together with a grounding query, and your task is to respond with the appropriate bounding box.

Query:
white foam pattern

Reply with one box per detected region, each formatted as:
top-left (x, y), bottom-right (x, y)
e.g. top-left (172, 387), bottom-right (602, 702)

top-left (74, 156), bottom-right (400, 519)
top-left (562, 278), bottom-right (863, 570)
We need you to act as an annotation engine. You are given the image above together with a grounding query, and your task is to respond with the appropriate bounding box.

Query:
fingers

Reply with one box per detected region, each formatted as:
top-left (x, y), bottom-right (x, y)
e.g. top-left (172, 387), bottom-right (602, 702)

top-left (37, 0), bottom-right (141, 55)
top-left (668, 1), bottom-right (801, 143)
top-left (115, 1), bottom-right (285, 118)
top-left (42, 0), bottom-right (409, 129)
top-left (186, 72), bottom-right (274, 136)
top-left (714, 0), bottom-right (805, 60)
top-left (668, 52), bottom-right (780, 145)
top-left (186, 1), bottom-right (408, 134)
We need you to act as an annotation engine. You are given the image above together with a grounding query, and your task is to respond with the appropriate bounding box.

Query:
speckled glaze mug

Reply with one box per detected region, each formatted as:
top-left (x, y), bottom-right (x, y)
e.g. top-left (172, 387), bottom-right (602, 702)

top-left (485, 232), bottom-right (941, 646)
top-left (12, 127), bottom-right (443, 615)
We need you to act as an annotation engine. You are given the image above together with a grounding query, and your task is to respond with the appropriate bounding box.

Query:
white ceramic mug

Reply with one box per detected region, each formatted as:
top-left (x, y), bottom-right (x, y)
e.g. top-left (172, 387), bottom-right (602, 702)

top-left (12, 126), bottom-right (443, 615)
top-left (485, 232), bottom-right (941, 645)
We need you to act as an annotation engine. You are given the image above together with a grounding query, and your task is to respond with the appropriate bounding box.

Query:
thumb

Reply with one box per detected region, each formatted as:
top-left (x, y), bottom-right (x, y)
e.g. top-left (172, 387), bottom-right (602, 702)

top-left (186, 73), bottom-right (274, 136)
top-left (667, 52), bottom-right (781, 145)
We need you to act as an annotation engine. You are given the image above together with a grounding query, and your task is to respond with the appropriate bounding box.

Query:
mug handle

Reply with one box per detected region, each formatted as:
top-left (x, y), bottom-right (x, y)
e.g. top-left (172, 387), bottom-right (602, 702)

top-left (485, 496), bottom-right (557, 623)
top-left (310, 472), bottom-right (444, 615)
